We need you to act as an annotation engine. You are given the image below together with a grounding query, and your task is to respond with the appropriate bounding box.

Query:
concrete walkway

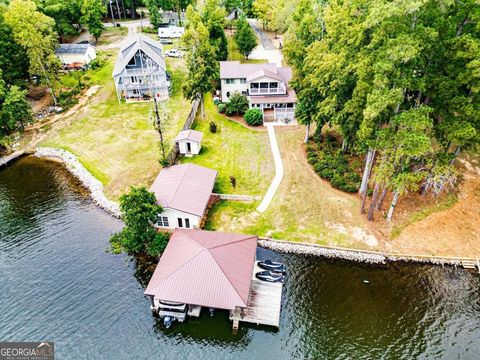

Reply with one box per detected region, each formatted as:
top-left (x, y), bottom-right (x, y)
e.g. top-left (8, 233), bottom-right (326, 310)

top-left (247, 19), bottom-right (283, 66)
top-left (257, 125), bottom-right (284, 213)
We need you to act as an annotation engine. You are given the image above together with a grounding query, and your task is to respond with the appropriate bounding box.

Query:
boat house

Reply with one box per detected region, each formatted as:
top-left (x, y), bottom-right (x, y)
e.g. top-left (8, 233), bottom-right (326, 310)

top-left (145, 229), bottom-right (283, 330)
top-left (150, 164), bottom-right (217, 230)
top-left (175, 130), bottom-right (203, 156)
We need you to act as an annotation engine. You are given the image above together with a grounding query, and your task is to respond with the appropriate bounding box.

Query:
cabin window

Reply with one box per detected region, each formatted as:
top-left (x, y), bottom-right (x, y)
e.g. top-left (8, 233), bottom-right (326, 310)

top-left (131, 76), bottom-right (138, 83)
top-left (251, 83), bottom-right (259, 89)
top-left (240, 79), bottom-right (246, 84)
top-left (185, 218), bottom-right (190, 228)
top-left (260, 82), bottom-right (269, 89)
top-left (157, 216), bottom-right (169, 227)
top-left (269, 82), bottom-right (278, 88)
top-left (226, 91), bottom-right (231, 98)
top-left (132, 89), bottom-right (139, 95)
top-left (128, 57), bottom-right (136, 66)
top-left (225, 79), bottom-right (235, 84)
top-left (177, 218), bottom-right (183, 228)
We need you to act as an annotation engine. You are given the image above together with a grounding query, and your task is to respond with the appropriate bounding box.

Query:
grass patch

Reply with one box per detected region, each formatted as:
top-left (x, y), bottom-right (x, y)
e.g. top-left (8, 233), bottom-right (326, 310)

top-left (96, 26), bottom-right (128, 46)
top-left (41, 50), bottom-right (191, 199)
top-left (180, 94), bottom-right (274, 196)
top-left (390, 193), bottom-right (458, 239)
top-left (204, 128), bottom-right (375, 248)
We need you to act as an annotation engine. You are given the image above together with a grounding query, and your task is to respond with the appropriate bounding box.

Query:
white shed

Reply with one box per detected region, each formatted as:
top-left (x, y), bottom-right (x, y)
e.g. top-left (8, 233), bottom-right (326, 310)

top-left (175, 130), bottom-right (203, 156)
top-left (55, 44), bottom-right (97, 67)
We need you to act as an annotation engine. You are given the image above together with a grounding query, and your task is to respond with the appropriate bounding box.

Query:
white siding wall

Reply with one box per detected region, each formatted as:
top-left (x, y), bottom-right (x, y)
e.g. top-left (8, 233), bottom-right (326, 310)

top-left (85, 46), bottom-right (97, 63)
top-left (178, 140), bottom-right (201, 155)
top-left (155, 207), bottom-right (201, 230)
top-left (57, 46), bottom-right (96, 65)
top-left (220, 79), bottom-right (248, 102)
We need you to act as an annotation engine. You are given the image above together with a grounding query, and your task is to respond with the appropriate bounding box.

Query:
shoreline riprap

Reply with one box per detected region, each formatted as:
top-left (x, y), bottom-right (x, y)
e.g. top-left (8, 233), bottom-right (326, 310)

top-left (34, 147), bottom-right (121, 218)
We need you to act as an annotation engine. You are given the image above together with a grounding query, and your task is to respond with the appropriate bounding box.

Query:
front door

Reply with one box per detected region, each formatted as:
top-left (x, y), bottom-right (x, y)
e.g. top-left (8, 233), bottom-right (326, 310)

top-left (186, 142), bottom-right (191, 153)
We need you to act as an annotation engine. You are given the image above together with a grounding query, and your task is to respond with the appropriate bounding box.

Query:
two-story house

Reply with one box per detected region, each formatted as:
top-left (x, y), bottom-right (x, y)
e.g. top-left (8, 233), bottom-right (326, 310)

top-left (112, 34), bottom-right (169, 102)
top-left (219, 61), bottom-right (297, 124)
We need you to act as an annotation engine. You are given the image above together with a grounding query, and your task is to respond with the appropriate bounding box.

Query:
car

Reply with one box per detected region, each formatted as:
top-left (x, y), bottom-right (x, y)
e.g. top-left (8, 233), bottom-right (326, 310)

top-left (165, 49), bottom-right (183, 58)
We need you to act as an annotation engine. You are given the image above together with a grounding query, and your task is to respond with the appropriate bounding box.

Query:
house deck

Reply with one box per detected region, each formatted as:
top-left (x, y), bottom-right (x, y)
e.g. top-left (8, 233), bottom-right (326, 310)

top-left (229, 262), bottom-right (283, 329)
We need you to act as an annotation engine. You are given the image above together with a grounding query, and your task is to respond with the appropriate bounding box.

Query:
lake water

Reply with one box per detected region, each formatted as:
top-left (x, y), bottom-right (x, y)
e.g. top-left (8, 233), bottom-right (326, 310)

top-left (1, 157), bottom-right (479, 359)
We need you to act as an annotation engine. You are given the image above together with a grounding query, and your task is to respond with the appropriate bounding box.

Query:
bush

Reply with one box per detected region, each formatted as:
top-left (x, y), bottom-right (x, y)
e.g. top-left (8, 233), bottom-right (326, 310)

top-left (226, 92), bottom-right (249, 115)
top-left (244, 108), bottom-right (263, 126)
top-left (57, 88), bottom-right (80, 110)
top-left (217, 103), bottom-right (226, 113)
top-left (307, 140), bottom-right (361, 193)
top-left (209, 121), bottom-right (217, 133)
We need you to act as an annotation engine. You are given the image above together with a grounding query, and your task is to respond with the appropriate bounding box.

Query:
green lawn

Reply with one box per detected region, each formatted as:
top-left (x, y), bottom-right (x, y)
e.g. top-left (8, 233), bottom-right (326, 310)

top-left (204, 128), bottom-right (378, 249)
top-left (180, 94), bottom-right (274, 196)
top-left (41, 50), bottom-right (191, 199)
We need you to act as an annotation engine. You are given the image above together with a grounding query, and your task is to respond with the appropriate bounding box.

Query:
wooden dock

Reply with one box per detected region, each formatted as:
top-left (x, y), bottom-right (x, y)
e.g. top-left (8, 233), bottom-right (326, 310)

top-left (230, 262), bottom-right (283, 329)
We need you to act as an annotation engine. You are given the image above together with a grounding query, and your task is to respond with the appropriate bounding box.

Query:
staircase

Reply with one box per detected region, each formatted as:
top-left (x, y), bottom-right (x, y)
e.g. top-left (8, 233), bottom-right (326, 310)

top-left (461, 258), bottom-right (480, 273)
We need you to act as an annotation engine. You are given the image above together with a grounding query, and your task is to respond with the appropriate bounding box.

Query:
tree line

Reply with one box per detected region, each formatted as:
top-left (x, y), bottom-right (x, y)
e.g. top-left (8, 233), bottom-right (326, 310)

top-left (282, 0), bottom-right (479, 221)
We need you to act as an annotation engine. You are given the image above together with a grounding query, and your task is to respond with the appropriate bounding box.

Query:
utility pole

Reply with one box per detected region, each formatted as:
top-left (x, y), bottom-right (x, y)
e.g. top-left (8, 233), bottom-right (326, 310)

top-left (109, 0), bottom-right (116, 23)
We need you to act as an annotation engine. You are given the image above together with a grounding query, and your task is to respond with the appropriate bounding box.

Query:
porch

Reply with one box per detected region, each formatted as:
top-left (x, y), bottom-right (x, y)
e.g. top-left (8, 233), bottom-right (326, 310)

top-left (262, 108), bottom-right (296, 125)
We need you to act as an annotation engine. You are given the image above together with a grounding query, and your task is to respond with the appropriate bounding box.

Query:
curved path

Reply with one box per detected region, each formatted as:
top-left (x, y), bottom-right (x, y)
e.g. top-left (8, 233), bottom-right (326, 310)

top-left (256, 125), bottom-right (284, 213)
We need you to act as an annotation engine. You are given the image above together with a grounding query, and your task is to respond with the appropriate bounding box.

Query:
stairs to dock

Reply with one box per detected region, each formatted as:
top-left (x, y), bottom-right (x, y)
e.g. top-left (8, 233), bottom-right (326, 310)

top-left (461, 258), bottom-right (480, 273)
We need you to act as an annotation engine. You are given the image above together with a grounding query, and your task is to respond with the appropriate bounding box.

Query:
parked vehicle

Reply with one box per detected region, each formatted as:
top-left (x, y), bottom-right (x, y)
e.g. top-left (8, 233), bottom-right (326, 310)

top-left (255, 271), bottom-right (285, 283)
top-left (159, 37), bottom-right (173, 44)
top-left (258, 260), bottom-right (286, 274)
top-left (165, 49), bottom-right (183, 58)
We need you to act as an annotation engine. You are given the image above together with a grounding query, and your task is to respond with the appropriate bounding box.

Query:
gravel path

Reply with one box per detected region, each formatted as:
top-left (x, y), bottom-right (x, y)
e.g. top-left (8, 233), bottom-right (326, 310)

top-left (247, 19), bottom-right (284, 66)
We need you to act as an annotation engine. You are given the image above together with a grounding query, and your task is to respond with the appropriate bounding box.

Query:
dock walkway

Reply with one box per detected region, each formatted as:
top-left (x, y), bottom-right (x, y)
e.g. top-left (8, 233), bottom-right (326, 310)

top-left (230, 262), bottom-right (283, 329)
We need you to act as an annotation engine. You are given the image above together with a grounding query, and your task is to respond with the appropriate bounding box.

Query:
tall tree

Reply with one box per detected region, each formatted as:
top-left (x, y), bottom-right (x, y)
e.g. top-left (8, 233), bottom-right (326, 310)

top-left (234, 16), bottom-right (257, 59)
top-left (0, 85), bottom-right (33, 133)
top-left (252, 0), bottom-right (271, 29)
top-left (0, 4), bottom-right (29, 86)
top-left (286, 0), bottom-right (479, 221)
top-left (145, 0), bottom-right (162, 29)
top-left (37, 0), bottom-right (83, 41)
top-left (201, 0), bottom-right (228, 61)
top-left (182, 6), bottom-right (219, 117)
top-left (5, 0), bottom-right (59, 104)
top-left (81, 0), bottom-right (106, 42)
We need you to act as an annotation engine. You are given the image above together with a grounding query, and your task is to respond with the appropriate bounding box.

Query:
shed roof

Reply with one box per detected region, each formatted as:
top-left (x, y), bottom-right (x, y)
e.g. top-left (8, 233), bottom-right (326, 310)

top-left (112, 34), bottom-right (166, 77)
top-left (175, 129), bottom-right (203, 143)
top-left (56, 44), bottom-right (92, 55)
top-left (144, 229), bottom-right (258, 309)
top-left (150, 164), bottom-right (217, 217)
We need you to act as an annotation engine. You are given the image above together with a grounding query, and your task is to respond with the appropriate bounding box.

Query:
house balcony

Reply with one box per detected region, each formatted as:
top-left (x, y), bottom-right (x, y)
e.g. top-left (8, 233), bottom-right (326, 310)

top-left (249, 86), bottom-right (286, 95)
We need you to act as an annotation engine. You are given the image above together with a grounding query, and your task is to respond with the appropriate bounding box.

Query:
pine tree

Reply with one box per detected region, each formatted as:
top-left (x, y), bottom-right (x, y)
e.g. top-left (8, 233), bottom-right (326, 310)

top-left (234, 17), bottom-right (257, 59)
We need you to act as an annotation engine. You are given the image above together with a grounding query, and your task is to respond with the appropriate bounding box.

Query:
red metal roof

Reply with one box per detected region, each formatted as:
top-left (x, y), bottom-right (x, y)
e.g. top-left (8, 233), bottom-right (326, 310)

top-left (150, 164), bottom-right (217, 217)
top-left (144, 229), bottom-right (258, 310)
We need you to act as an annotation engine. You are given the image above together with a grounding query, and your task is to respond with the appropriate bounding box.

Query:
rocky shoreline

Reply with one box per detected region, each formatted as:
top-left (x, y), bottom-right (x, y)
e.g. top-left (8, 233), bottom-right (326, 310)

top-left (258, 238), bottom-right (466, 267)
top-left (30, 147), bottom-right (471, 268)
top-left (34, 147), bottom-right (121, 218)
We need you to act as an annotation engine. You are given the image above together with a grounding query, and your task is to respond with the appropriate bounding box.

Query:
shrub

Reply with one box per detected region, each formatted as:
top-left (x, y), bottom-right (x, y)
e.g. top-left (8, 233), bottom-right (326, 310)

top-left (230, 175), bottom-right (237, 188)
top-left (217, 103), bottom-right (226, 113)
top-left (209, 121), bottom-right (217, 133)
top-left (226, 92), bottom-right (249, 115)
top-left (244, 108), bottom-right (263, 126)
top-left (57, 88), bottom-right (80, 110)
top-left (307, 140), bottom-right (361, 193)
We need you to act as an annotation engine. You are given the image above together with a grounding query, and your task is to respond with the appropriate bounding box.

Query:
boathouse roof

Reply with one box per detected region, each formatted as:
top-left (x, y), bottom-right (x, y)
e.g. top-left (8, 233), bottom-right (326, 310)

top-left (150, 163), bottom-right (217, 217)
top-left (144, 229), bottom-right (258, 310)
